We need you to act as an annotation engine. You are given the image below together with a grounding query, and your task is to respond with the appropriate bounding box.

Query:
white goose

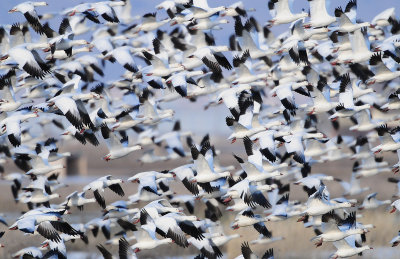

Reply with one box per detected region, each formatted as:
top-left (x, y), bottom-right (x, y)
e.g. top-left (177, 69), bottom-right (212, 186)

top-left (358, 192), bottom-right (391, 210)
top-left (190, 143), bottom-right (230, 184)
top-left (334, 2), bottom-right (371, 33)
top-left (188, 15), bottom-right (229, 31)
top-left (390, 231), bottom-right (400, 247)
top-left (298, 185), bottom-right (354, 221)
top-left (329, 74), bottom-right (370, 121)
top-left (1, 111), bottom-right (38, 147)
top-left (8, 1), bottom-right (48, 34)
top-left (366, 53), bottom-right (400, 85)
top-left (1, 45), bottom-right (50, 79)
top-left (268, 0), bottom-right (308, 26)
top-left (63, 191), bottom-right (96, 211)
top-left (91, 1), bottom-right (126, 23)
top-left (331, 238), bottom-right (372, 259)
top-left (304, 0), bottom-right (336, 28)
top-left (101, 127), bottom-right (142, 161)
top-left (83, 175), bottom-right (125, 209)
top-left (103, 46), bottom-right (139, 73)
top-left (119, 228), bottom-right (172, 254)
top-left (311, 212), bottom-right (365, 247)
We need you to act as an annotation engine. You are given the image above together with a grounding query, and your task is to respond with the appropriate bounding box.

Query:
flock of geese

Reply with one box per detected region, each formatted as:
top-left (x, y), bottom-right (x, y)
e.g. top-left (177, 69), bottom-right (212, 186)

top-left (1, 0), bottom-right (400, 258)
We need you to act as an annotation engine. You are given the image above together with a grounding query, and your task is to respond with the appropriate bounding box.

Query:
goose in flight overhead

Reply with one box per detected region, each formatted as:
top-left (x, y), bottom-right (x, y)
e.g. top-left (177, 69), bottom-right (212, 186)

top-left (8, 2), bottom-right (48, 34)
top-left (267, 0), bottom-right (308, 26)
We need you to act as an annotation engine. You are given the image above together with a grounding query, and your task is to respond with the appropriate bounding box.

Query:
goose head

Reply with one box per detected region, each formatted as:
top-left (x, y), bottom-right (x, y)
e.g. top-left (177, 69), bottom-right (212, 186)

top-left (103, 154), bottom-right (112, 161)
top-left (0, 54), bottom-right (9, 61)
top-left (22, 113), bottom-right (39, 121)
top-left (219, 19), bottom-right (230, 25)
top-left (231, 222), bottom-right (239, 230)
top-left (72, 39), bottom-right (90, 47)
top-left (111, 122), bottom-right (121, 131)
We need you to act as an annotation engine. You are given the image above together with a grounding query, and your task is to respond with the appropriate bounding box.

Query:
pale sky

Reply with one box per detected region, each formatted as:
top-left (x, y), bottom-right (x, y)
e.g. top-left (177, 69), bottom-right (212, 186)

top-left (1, 0), bottom-right (400, 136)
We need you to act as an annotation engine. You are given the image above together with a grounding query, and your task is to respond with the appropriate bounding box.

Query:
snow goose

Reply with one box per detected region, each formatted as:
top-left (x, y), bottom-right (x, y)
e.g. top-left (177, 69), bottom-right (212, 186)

top-left (128, 170), bottom-right (174, 195)
top-left (282, 134), bottom-right (306, 164)
top-left (165, 70), bottom-right (204, 97)
top-left (103, 46), bottom-right (139, 73)
top-left (184, 3), bottom-right (226, 20)
top-left (103, 207), bottom-right (140, 221)
top-left (235, 242), bottom-right (274, 259)
top-left (136, 12), bottom-right (170, 32)
top-left (226, 116), bottom-right (267, 144)
top-left (189, 45), bottom-right (232, 74)
top-left (266, 193), bottom-right (289, 222)
top-left (329, 74), bottom-right (370, 121)
top-left (381, 88), bottom-right (400, 111)
top-left (390, 231), bottom-right (400, 247)
top-left (170, 164), bottom-right (199, 195)
top-left (389, 199), bottom-right (400, 214)
top-left (21, 186), bottom-right (60, 208)
top-left (138, 92), bottom-right (174, 125)
top-left (217, 84), bottom-right (251, 115)
top-left (298, 185), bottom-right (355, 222)
top-left (222, 1), bottom-right (255, 17)
top-left (223, 177), bottom-right (272, 208)
top-left (9, 208), bottom-right (78, 242)
top-left (142, 50), bottom-right (185, 77)
top-left (336, 162), bottom-right (370, 196)
top-left (271, 81), bottom-right (309, 112)
top-left (45, 19), bottom-right (89, 57)
top-left (8, 1), bottom-right (48, 34)
top-left (131, 186), bottom-right (170, 206)
top-left (331, 238), bottom-right (372, 259)
top-left (334, 1), bottom-right (371, 33)
top-left (40, 239), bottom-right (67, 258)
top-left (371, 7), bottom-right (395, 27)
top-left (63, 191), bottom-right (96, 211)
top-left (358, 192), bottom-right (390, 210)
top-left (311, 211), bottom-right (366, 247)
top-left (267, 0), bottom-right (308, 26)
top-left (371, 125), bottom-right (400, 154)
top-left (250, 234), bottom-right (284, 246)
top-left (304, 0), bottom-right (336, 28)
top-left (231, 50), bottom-right (267, 85)
top-left (0, 84), bottom-right (33, 112)
top-left (346, 28), bottom-right (374, 64)
top-left (188, 14), bottom-right (230, 31)
top-left (188, 236), bottom-right (223, 259)
top-left (306, 79), bottom-right (339, 115)
top-left (234, 17), bottom-right (274, 60)
top-left (189, 142), bottom-right (230, 184)
top-left (0, 111), bottom-right (38, 147)
top-left (139, 208), bottom-right (190, 247)
top-left (1, 45), bottom-right (51, 79)
top-left (101, 127), bottom-right (142, 161)
top-left (231, 209), bottom-right (272, 238)
top-left (61, 125), bottom-right (99, 146)
top-left (91, 1), bottom-right (125, 23)
top-left (83, 175), bottom-right (125, 208)
top-left (110, 108), bottom-right (141, 132)
top-left (349, 110), bottom-right (383, 132)
top-left (153, 121), bottom-right (188, 157)
top-left (366, 52), bottom-right (400, 85)
top-left (354, 166), bottom-right (390, 179)
top-left (355, 155), bottom-right (388, 170)
top-left (47, 84), bottom-right (95, 130)
top-left (12, 246), bottom-right (44, 258)
top-left (119, 232), bottom-right (169, 256)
